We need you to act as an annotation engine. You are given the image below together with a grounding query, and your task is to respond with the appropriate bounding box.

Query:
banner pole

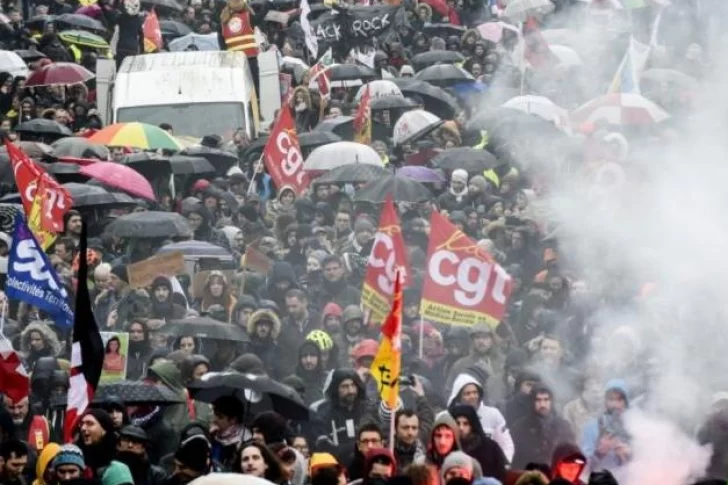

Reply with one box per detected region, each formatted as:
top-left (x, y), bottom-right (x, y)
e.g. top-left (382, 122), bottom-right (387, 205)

top-left (389, 403), bottom-right (396, 451)
top-left (418, 320), bottom-right (424, 359)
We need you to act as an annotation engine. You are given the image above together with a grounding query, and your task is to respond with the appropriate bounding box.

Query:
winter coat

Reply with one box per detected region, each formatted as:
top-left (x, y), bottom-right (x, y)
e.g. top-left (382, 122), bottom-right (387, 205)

top-left (581, 380), bottom-right (631, 472)
top-left (449, 404), bottom-right (507, 482)
top-left (294, 341), bottom-right (326, 405)
top-left (148, 361), bottom-right (190, 437)
top-left (246, 309), bottom-right (285, 379)
top-left (511, 410), bottom-right (575, 469)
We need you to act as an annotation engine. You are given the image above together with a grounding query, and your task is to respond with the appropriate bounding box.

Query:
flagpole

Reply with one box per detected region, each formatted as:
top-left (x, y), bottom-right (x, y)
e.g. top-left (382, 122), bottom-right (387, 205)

top-left (0, 298), bottom-right (5, 335)
top-left (418, 320), bottom-right (424, 359)
top-left (248, 156), bottom-right (263, 196)
top-left (389, 402), bottom-right (396, 451)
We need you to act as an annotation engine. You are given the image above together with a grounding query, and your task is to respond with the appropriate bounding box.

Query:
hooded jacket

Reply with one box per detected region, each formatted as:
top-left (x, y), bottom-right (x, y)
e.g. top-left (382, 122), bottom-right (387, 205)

top-left (448, 373), bottom-right (515, 463)
top-left (148, 361), bottom-right (190, 434)
top-left (295, 341), bottom-right (326, 405)
top-left (246, 309), bottom-right (284, 379)
top-left (33, 442), bottom-right (60, 485)
top-left (580, 379), bottom-right (630, 472)
top-left (315, 369), bottom-right (371, 456)
top-left (149, 276), bottom-right (187, 321)
top-left (449, 404), bottom-right (507, 482)
top-left (510, 385), bottom-right (575, 469)
top-left (260, 261), bottom-right (298, 311)
top-left (551, 442), bottom-right (586, 484)
top-left (422, 412), bottom-right (462, 475)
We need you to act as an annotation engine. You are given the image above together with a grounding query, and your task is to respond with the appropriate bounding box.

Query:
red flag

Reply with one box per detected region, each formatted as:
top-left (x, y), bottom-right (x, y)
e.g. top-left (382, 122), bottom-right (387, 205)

top-left (361, 196), bottom-right (410, 323)
top-left (143, 9), bottom-right (163, 53)
top-left (419, 211), bottom-right (512, 327)
top-left (0, 337), bottom-right (29, 403)
top-left (262, 107), bottom-right (307, 195)
top-left (65, 222), bottom-right (104, 442)
top-left (370, 272), bottom-right (402, 409)
top-left (353, 85), bottom-right (372, 145)
top-left (523, 17), bottom-right (556, 69)
top-left (309, 48), bottom-right (334, 99)
top-left (6, 140), bottom-right (72, 233)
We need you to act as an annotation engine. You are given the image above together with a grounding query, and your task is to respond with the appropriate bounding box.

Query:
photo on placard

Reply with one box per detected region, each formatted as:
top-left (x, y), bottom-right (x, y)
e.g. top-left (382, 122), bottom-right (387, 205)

top-left (100, 331), bottom-right (129, 383)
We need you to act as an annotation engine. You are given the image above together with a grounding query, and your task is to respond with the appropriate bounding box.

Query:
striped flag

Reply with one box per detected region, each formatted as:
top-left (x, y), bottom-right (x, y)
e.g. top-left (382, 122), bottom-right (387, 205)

top-left (607, 37), bottom-right (651, 94)
top-left (64, 221), bottom-right (104, 442)
top-left (370, 272), bottom-right (402, 409)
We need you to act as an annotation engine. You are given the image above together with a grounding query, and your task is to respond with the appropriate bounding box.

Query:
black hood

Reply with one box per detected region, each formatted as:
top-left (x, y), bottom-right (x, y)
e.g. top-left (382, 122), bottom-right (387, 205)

top-left (449, 403), bottom-right (488, 438)
top-left (326, 368), bottom-right (366, 403)
top-left (267, 261), bottom-right (298, 289)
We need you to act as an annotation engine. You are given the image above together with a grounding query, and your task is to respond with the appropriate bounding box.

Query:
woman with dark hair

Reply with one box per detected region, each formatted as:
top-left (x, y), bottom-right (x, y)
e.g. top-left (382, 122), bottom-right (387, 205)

top-left (233, 441), bottom-right (285, 483)
top-left (103, 336), bottom-right (126, 373)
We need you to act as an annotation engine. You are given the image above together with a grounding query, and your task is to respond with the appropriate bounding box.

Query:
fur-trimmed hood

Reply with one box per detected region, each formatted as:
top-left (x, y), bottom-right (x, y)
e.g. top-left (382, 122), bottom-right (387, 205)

top-left (247, 309), bottom-right (282, 339)
top-left (21, 322), bottom-right (62, 356)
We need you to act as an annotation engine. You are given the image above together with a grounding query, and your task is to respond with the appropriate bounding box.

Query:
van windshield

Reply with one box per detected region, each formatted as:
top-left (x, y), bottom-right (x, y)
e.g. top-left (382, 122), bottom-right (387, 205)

top-left (117, 102), bottom-right (246, 138)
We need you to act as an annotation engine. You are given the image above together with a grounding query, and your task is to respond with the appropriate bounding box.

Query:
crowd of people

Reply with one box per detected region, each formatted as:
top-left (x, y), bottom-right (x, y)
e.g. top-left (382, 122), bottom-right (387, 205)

top-left (0, 1), bottom-right (725, 485)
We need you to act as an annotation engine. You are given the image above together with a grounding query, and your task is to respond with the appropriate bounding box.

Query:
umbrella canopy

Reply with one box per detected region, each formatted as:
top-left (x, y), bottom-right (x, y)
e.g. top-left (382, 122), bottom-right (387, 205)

top-left (305, 142), bottom-right (383, 172)
top-left (187, 372), bottom-right (310, 421)
top-left (94, 381), bottom-right (184, 405)
top-left (164, 317), bottom-right (250, 342)
top-left (58, 30), bottom-right (110, 49)
top-left (16, 119), bottom-right (73, 137)
top-left (104, 211), bottom-right (192, 239)
top-left (160, 19), bottom-right (193, 38)
top-left (570, 93), bottom-right (669, 126)
top-left (14, 49), bottom-right (47, 62)
top-left (55, 13), bottom-right (105, 32)
top-left (0, 204), bottom-right (23, 232)
top-left (141, 0), bottom-right (184, 11)
top-left (25, 62), bottom-right (94, 87)
top-left (156, 240), bottom-right (233, 259)
top-left (328, 63), bottom-right (377, 82)
top-left (12, 141), bottom-right (52, 159)
top-left (371, 95), bottom-right (417, 111)
top-left (422, 22), bottom-right (466, 39)
top-left (168, 155), bottom-right (216, 175)
top-left (355, 174), bottom-right (431, 204)
top-left (312, 116), bottom-right (388, 141)
top-left (79, 162), bottom-right (155, 201)
top-left (391, 78), bottom-right (460, 118)
top-left (89, 122), bottom-right (183, 150)
top-left (411, 50), bottom-right (465, 71)
top-left (504, 0), bottom-right (555, 22)
top-left (355, 80), bottom-right (403, 102)
top-left (393, 109), bottom-right (443, 146)
top-left (549, 44), bottom-right (583, 68)
top-left (502, 95), bottom-right (569, 130)
top-left (431, 147), bottom-right (500, 173)
top-left (169, 33), bottom-right (219, 51)
top-left (476, 21), bottom-right (520, 44)
top-left (0, 51), bottom-right (28, 78)
top-left (50, 137), bottom-right (109, 160)
top-left (396, 165), bottom-right (445, 183)
top-left (314, 164), bottom-right (388, 185)
top-left (63, 183), bottom-right (135, 207)
top-left (415, 64), bottom-right (474, 87)
top-left (180, 146), bottom-right (237, 175)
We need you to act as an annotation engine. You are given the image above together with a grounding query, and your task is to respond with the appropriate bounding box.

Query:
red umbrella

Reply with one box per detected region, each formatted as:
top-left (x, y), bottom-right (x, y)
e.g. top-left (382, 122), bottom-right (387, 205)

top-left (79, 162), bottom-right (155, 201)
top-left (25, 62), bottom-right (94, 87)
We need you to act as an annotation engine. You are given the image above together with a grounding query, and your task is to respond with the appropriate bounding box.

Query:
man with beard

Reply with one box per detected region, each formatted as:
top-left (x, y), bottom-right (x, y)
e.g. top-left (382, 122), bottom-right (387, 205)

top-left (62, 210), bottom-right (82, 246)
top-left (183, 204), bottom-right (231, 250)
top-left (116, 425), bottom-right (165, 485)
top-left (511, 385), bottom-right (575, 469)
top-left (2, 396), bottom-right (30, 441)
top-left (75, 410), bottom-right (133, 485)
top-left (314, 370), bottom-right (371, 458)
top-left (449, 404), bottom-right (507, 482)
top-left (315, 256), bottom-right (361, 310)
top-left (246, 309), bottom-right (284, 380)
top-left (0, 440), bottom-right (28, 485)
top-left (294, 340), bottom-right (326, 405)
top-left (502, 371), bottom-right (541, 425)
top-left (393, 410), bottom-right (425, 471)
top-left (149, 277), bottom-right (186, 321)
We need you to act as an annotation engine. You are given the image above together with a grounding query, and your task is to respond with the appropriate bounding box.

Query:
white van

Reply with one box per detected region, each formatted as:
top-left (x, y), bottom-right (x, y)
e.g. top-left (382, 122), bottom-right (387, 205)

top-left (97, 50), bottom-right (280, 139)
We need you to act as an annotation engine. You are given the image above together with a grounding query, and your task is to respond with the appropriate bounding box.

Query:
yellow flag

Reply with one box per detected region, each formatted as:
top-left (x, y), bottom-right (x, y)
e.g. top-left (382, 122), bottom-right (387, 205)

top-left (370, 272), bottom-right (402, 409)
top-left (28, 190), bottom-right (56, 250)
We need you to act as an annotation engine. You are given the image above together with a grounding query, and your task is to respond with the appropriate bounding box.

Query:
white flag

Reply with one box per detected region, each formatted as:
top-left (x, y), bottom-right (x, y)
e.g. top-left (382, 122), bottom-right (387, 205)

top-left (301, 0), bottom-right (318, 59)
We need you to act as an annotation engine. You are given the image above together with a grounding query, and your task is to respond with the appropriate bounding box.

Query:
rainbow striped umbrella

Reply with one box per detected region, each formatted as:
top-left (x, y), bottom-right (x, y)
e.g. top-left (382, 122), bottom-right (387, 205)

top-left (87, 122), bottom-right (183, 150)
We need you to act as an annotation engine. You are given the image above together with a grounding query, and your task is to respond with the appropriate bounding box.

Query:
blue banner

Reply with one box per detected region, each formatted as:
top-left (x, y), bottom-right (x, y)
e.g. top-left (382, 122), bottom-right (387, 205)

top-left (6, 214), bottom-right (73, 328)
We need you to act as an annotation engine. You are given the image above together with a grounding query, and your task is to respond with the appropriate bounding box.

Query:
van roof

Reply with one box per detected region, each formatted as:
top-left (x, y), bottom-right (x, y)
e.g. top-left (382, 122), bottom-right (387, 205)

top-left (118, 51), bottom-right (251, 73)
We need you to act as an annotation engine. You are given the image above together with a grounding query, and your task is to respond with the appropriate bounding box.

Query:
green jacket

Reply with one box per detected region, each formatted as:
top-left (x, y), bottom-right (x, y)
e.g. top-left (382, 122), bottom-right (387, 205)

top-left (149, 361), bottom-right (190, 435)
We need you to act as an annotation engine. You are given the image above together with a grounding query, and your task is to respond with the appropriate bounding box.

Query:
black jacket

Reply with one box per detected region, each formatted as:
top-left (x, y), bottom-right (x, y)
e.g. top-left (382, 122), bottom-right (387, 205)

top-left (511, 411), bottom-right (575, 469)
top-left (449, 404), bottom-right (507, 482)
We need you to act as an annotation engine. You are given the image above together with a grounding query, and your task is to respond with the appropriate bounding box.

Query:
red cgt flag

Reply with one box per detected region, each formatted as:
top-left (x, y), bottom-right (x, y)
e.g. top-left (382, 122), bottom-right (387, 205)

top-left (143, 9), bottom-right (163, 53)
top-left (361, 196), bottom-right (410, 323)
top-left (6, 140), bottom-right (72, 233)
top-left (419, 211), bottom-right (512, 328)
top-left (262, 107), bottom-right (308, 195)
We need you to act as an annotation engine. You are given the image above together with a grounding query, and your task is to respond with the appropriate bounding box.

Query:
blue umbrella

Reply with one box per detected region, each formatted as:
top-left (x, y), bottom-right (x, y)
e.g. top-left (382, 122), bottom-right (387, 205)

top-left (451, 80), bottom-right (487, 99)
top-left (169, 33), bottom-right (220, 52)
top-left (156, 240), bottom-right (232, 258)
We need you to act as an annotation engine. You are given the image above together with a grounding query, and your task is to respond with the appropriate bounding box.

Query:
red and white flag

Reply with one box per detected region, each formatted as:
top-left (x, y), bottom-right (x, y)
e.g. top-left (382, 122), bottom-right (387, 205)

top-left (0, 336), bottom-right (29, 403)
top-left (262, 107), bottom-right (308, 195)
top-left (64, 221), bottom-right (104, 442)
top-left (309, 48), bottom-right (334, 99)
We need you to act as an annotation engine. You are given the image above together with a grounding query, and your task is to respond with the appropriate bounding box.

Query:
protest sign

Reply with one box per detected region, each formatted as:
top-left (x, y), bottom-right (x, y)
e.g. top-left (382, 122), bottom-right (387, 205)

top-left (126, 251), bottom-right (185, 289)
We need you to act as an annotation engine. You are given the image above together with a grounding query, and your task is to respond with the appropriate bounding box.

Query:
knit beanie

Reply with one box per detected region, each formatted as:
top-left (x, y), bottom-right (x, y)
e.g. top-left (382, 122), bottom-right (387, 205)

top-left (441, 451), bottom-right (474, 480)
top-left (110, 264), bottom-right (129, 284)
top-left (53, 444), bottom-right (86, 470)
top-left (102, 461), bottom-right (134, 485)
top-left (174, 435), bottom-right (210, 473)
top-left (451, 169), bottom-right (468, 184)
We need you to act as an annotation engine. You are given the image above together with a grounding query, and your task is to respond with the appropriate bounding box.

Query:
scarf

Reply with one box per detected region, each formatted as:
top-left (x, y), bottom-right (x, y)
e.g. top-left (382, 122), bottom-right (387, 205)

top-left (131, 406), bottom-right (162, 427)
top-left (449, 184), bottom-right (469, 202)
top-left (215, 424), bottom-right (244, 447)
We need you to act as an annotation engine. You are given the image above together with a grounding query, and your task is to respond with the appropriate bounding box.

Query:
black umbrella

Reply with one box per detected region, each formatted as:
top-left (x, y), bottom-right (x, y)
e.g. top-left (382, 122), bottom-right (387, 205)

top-left (14, 49), bottom-right (47, 62)
top-left (314, 164), bottom-right (388, 185)
top-left (188, 371), bottom-right (310, 421)
top-left (50, 137), bottom-right (110, 160)
top-left (104, 211), bottom-right (192, 239)
top-left (313, 116), bottom-right (389, 141)
top-left (36, 162), bottom-right (86, 184)
top-left (16, 119), bottom-right (72, 138)
top-left (160, 19), bottom-right (192, 38)
top-left (55, 13), bottom-right (106, 33)
top-left (391, 78), bottom-right (459, 119)
top-left (163, 317), bottom-right (251, 342)
top-left (141, 0), bottom-right (184, 12)
top-left (411, 50), bottom-right (465, 71)
top-left (0, 141), bottom-right (53, 159)
top-left (422, 22), bottom-right (466, 40)
top-left (0, 204), bottom-right (22, 232)
top-left (431, 147), bottom-right (500, 173)
top-left (371, 95), bottom-right (417, 111)
top-left (26, 15), bottom-right (54, 32)
top-left (354, 174), bottom-right (431, 203)
top-left (415, 64), bottom-right (474, 87)
top-left (94, 381), bottom-right (185, 405)
top-left (180, 146), bottom-right (238, 175)
top-left (64, 183), bottom-right (135, 207)
top-left (169, 155), bottom-right (216, 175)
top-left (328, 63), bottom-right (377, 82)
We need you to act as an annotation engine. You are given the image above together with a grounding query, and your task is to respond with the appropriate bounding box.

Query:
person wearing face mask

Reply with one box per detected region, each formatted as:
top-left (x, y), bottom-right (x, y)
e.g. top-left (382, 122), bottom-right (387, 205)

top-left (437, 169), bottom-right (471, 212)
top-left (116, 426), bottom-right (166, 485)
top-left (75, 410), bottom-right (133, 485)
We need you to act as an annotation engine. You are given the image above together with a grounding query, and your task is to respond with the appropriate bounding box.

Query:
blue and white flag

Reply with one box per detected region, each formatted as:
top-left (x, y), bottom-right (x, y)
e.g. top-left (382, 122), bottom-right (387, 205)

top-left (6, 214), bottom-right (73, 328)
